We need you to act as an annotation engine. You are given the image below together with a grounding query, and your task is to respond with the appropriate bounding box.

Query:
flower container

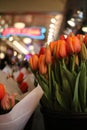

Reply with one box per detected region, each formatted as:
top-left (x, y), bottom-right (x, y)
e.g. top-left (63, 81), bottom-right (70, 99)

top-left (41, 106), bottom-right (87, 129)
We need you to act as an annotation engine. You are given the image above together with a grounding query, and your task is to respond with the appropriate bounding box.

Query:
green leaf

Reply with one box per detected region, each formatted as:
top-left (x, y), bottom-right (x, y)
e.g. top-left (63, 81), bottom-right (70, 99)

top-left (54, 60), bottom-right (61, 87)
top-left (39, 74), bottom-right (48, 85)
top-left (73, 72), bottom-right (82, 112)
top-left (79, 62), bottom-right (87, 111)
top-left (52, 71), bottom-right (69, 111)
top-left (36, 73), bottom-right (49, 98)
top-left (60, 63), bottom-right (72, 108)
top-left (62, 66), bottom-right (76, 95)
top-left (48, 64), bottom-right (52, 94)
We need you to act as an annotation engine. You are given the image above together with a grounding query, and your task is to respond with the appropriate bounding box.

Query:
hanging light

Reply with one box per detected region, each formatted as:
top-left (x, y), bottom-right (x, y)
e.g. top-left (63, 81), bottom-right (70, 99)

top-left (81, 20), bottom-right (87, 33)
top-left (67, 18), bottom-right (76, 27)
top-left (82, 26), bottom-right (87, 33)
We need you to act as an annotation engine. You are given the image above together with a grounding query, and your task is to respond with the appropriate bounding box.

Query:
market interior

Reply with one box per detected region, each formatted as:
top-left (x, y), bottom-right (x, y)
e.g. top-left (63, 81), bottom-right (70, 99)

top-left (0, 0), bottom-right (87, 69)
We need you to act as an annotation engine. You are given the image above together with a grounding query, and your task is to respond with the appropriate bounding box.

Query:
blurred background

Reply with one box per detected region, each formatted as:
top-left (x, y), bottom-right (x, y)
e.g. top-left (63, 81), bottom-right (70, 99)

top-left (0, 0), bottom-right (87, 69)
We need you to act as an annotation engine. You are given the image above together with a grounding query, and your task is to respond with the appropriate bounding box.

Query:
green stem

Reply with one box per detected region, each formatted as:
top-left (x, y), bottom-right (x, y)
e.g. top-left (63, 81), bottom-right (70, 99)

top-left (62, 58), bottom-right (66, 69)
top-left (48, 64), bottom-right (51, 95)
top-left (72, 54), bottom-right (76, 72)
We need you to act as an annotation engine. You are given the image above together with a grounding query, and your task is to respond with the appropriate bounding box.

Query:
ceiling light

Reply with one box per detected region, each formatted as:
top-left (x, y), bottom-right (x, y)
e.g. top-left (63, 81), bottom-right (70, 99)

top-left (77, 10), bottom-right (83, 19)
top-left (51, 18), bottom-right (56, 24)
top-left (82, 26), bottom-right (87, 33)
top-left (23, 37), bottom-right (32, 44)
top-left (13, 41), bottom-right (29, 55)
top-left (55, 14), bottom-right (63, 20)
top-left (17, 54), bottom-right (22, 59)
top-left (9, 36), bottom-right (14, 41)
top-left (49, 23), bottom-right (55, 29)
top-left (49, 28), bottom-right (55, 33)
top-left (28, 45), bottom-right (34, 51)
top-left (67, 18), bottom-right (76, 27)
top-left (13, 51), bottom-right (17, 56)
top-left (14, 22), bottom-right (25, 29)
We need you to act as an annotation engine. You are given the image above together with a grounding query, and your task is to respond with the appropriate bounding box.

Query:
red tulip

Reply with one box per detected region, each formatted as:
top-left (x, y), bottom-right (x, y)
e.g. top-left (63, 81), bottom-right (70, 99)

top-left (0, 83), bottom-right (6, 100)
top-left (66, 35), bottom-right (81, 54)
top-left (39, 47), bottom-right (46, 55)
top-left (56, 40), bottom-right (67, 58)
top-left (19, 82), bottom-right (28, 93)
top-left (60, 35), bottom-right (66, 40)
top-left (16, 72), bottom-right (24, 83)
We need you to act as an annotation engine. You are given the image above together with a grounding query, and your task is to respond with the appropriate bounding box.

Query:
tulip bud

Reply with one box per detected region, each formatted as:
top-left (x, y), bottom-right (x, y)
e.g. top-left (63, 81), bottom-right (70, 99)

top-left (56, 40), bottom-right (67, 58)
top-left (66, 36), bottom-right (81, 54)
top-left (49, 41), bottom-right (57, 54)
top-left (29, 54), bottom-right (39, 70)
top-left (45, 46), bottom-right (52, 64)
top-left (38, 54), bottom-right (47, 74)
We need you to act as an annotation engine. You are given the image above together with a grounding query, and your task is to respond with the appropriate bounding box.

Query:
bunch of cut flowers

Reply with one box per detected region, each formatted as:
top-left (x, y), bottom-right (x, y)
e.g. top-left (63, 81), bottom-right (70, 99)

top-left (29, 33), bottom-right (87, 113)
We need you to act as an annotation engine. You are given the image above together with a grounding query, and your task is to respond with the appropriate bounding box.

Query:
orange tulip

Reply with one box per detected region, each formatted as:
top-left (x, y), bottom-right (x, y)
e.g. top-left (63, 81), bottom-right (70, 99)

top-left (0, 83), bottom-right (6, 100)
top-left (49, 41), bottom-right (57, 54)
top-left (66, 35), bottom-right (81, 54)
top-left (45, 46), bottom-right (52, 64)
top-left (56, 40), bottom-right (67, 59)
top-left (1, 93), bottom-right (17, 110)
top-left (38, 54), bottom-right (47, 74)
top-left (29, 54), bottom-right (39, 70)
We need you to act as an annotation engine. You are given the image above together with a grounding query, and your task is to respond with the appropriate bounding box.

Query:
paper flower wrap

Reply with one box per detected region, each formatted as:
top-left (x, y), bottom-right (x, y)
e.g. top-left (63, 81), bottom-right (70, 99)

top-left (0, 70), bottom-right (43, 130)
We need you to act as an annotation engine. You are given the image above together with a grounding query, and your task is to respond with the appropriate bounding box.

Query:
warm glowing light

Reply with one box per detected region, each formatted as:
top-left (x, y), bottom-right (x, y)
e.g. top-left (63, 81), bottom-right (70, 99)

top-left (14, 22), bottom-right (25, 29)
top-left (13, 51), bottom-right (17, 56)
top-left (13, 41), bottom-right (29, 55)
top-left (0, 52), bottom-right (5, 59)
top-left (51, 18), bottom-right (56, 24)
top-left (67, 18), bottom-right (76, 27)
top-left (23, 37), bottom-right (32, 44)
top-left (82, 26), bottom-right (87, 32)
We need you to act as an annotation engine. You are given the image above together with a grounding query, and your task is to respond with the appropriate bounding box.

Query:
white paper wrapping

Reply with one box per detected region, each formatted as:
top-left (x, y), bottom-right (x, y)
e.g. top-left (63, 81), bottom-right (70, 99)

top-left (0, 70), bottom-right (22, 95)
top-left (0, 85), bottom-right (43, 130)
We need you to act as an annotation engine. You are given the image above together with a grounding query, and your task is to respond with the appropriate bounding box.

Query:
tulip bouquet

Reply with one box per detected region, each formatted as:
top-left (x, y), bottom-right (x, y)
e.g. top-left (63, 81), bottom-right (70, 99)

top-left (29, 33), bottom-right (87, 113)
top-left (0, 71), bottom-right (43, 130)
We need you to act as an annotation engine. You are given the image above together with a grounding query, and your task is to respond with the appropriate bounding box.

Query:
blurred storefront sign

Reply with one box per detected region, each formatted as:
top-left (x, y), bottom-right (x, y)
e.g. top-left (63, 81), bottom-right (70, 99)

top-left (0, 27), bottom-right (46, 40)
